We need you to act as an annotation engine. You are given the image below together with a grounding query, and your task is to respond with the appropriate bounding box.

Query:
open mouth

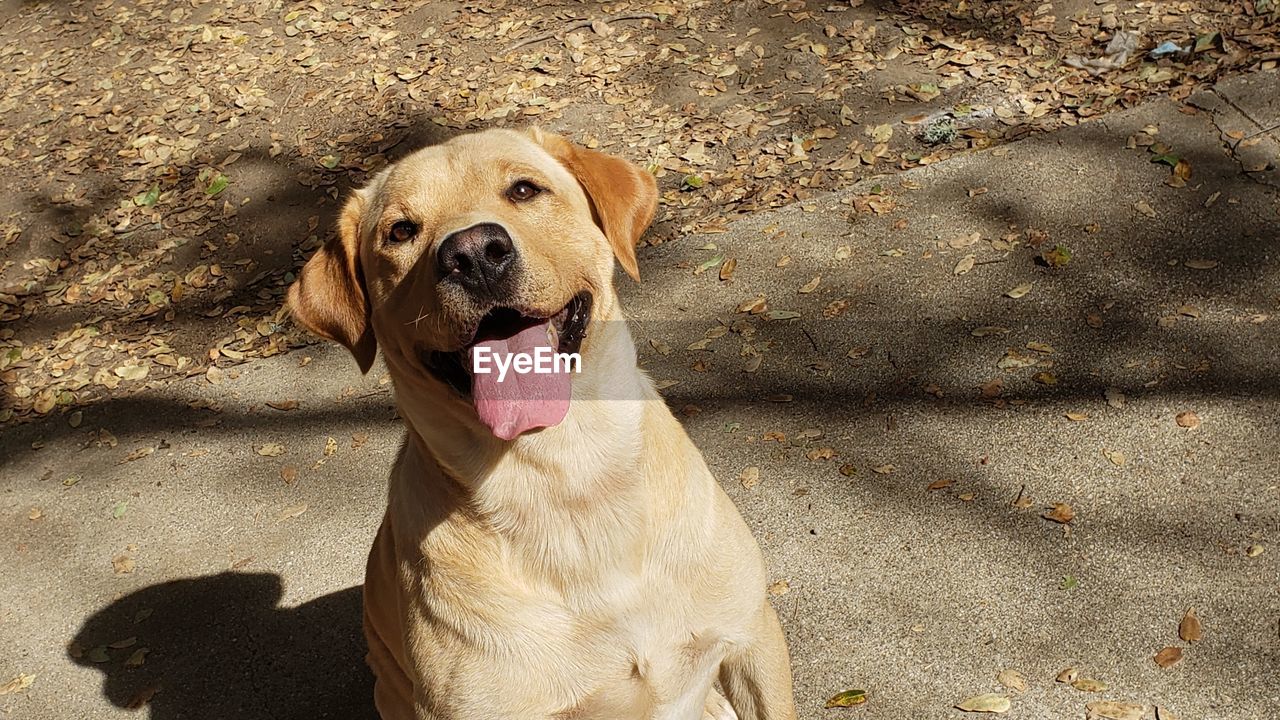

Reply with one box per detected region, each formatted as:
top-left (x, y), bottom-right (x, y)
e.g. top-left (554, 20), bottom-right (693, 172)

top-left (420, 291), bottom-right (593, 397)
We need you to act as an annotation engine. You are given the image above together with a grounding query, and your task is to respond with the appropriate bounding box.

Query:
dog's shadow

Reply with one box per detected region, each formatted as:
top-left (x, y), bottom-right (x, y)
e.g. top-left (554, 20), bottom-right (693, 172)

top-left (70, 572), bottom-right (377, 720)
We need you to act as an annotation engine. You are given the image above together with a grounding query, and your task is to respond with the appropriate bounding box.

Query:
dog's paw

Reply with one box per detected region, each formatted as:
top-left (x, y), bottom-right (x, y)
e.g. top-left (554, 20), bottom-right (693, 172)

top-left (702, 689), bottom-right (738, 720)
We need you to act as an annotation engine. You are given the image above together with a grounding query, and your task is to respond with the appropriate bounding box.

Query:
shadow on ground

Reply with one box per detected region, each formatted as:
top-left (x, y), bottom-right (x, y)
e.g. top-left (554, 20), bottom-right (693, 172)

top-left (69, 573), bottom-right (375, 720)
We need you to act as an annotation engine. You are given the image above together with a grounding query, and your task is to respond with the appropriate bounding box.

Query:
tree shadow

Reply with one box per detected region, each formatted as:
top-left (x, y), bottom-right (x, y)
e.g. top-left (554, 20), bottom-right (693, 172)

top-left (69, 572), bottom-right (376, 720)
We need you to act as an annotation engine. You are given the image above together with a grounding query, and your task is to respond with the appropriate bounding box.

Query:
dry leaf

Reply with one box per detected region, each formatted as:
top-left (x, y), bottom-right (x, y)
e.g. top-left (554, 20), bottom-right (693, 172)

top-left (871, 464), bottom-right (896, 475)
top-left (1184, 259), bottom-right (1219, 270)
top-left (799, 275), bottom-right (821, 293)
top-left (1104, 449), bottom-right (1127, 467)
top-left (257, 443), bottom-right (285, 457)
top-left (1073, 678), bottom-right (1108, 692)
top-left (927, 478), bottom-right (955, 491)
top-left (739, 466), bottom-right (760, 489)
top-left (277, 503), bottom-right (308, 521)
top-left (1086, 701), bottom-right (1146, 720)
top-left (1065, 412), bottom-right (1088, 421)
top-left (1044, 503), bottom-right (1075, 523)
top-left (1153, 646), bottom-right (1183, 668)
top-left (112, 554), bottom-right (135, 574)
top-left (955, 693), bottom-right (1011, 713)
top-left (267, 399), bottom-right (299, 411)
top-left (1246, 544), bottom-right (1264, 557)
top-left (1104, 387), bottom-right (1126, 409)
top-left (279, 466), bottom-right (298, 485)
top-left (1056, 667), bottom-right (1079, 683)
top-left (954, 255), bottom-right (976, 275)
top-left (719, 257), bottom-right (737, 281)
top-left (1175, 411), bottom-right (1201, 429)
top-left (1179, 608), bottom-right (1202, 642)
top-left (768, 579), bottom-right (790, 596)
top-left (124, 647), bottom-right (149, 668)
top-left (996, 669), bottom-right (1027, 693)
top-left (1004, 283), bottom-right (1032, 299)
top-left (825, 689), bottom-right (868, 708)
top-left (0, 673), bottom-right (35, 695)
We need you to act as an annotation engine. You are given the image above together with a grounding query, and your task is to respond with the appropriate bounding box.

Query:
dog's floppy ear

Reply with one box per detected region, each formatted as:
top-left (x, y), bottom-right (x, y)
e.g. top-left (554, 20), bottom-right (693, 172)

top-left (287, 190), bottom-right (377, 373)
top-left (530, 129), bottom-right (657, 281)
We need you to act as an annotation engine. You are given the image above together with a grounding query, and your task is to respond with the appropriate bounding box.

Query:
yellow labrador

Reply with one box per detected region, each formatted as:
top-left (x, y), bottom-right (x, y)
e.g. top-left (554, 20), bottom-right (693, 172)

top-left (288, 129), bottom-right (796, 720)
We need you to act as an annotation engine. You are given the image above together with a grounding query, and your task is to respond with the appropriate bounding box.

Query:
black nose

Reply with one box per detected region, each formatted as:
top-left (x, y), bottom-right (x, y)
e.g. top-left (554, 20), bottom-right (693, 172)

top-left (436, 223), bottom-right (518, 298)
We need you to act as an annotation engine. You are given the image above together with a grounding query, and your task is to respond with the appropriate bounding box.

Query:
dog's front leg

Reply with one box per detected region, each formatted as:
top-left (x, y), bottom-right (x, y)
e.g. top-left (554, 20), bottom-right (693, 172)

top-left (717, 600), bottom-right (797, 720)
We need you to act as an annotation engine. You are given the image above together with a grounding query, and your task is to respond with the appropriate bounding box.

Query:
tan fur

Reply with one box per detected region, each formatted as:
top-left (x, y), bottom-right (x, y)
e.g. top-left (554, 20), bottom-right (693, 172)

top-left (289, 129), bottom-right (796, 720)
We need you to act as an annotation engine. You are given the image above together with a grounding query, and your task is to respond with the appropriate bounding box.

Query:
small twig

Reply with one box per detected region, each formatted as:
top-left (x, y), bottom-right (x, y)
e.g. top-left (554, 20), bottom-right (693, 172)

top-left (801, 327), bottom-right (819, 353)
top-left (506, 12), bottom-right (660, 52)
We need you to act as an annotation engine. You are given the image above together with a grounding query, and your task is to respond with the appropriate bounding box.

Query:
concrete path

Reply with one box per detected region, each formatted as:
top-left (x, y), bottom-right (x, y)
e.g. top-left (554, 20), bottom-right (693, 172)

top-left (3, 72), bottom-right (1278, 720)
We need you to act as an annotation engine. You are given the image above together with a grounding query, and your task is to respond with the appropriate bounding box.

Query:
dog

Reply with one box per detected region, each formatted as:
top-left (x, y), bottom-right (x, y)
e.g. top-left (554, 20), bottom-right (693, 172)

top-left (287, 128), bottom-right (797, 720)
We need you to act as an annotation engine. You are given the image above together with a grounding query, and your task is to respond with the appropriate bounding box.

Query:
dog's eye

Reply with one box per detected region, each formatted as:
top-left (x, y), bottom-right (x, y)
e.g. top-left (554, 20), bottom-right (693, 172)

top-left (506, 180), bottom-right (542, 203)
top-left (388, 220), bottom-right (418, 244)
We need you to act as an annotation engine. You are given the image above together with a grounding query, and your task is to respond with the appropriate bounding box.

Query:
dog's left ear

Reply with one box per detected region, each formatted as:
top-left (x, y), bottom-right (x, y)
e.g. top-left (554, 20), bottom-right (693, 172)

top-left (530, 129), bottom-right (657, 281)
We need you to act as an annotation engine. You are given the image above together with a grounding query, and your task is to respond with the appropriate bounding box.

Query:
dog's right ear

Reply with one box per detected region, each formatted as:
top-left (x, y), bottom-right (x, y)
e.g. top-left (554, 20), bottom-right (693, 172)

top-left (287, 190), bottom-right (377, 373)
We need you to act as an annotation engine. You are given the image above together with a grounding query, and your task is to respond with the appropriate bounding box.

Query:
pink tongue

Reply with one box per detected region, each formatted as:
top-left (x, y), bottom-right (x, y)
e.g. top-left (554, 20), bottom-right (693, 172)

top-left (468, 322), bottom-right (572, 441)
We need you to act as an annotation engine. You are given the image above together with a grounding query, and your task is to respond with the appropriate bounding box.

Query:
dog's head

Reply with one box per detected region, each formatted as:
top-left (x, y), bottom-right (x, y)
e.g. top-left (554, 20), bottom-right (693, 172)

top-left (287, 129), bottom-right (657, 440)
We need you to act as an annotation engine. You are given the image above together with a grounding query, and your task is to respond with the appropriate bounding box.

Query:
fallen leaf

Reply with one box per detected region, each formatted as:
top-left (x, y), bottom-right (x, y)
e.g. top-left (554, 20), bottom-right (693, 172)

top-left (1043, 503), bottom-right (1075, 524)
top-left (948, 232), bottom-right (981, 249)
top-left (955, 693), bottom-right (1010, 713)
top-left (1134, 200), bottom-right (1157, 217)
top-left (695, 252), bottom-right (724, 274)
top-left (768, 579), bottom-right (790, 596)
top-left (257, 443), bottom-right (285, 457)
top-left (1104, 449), bottom-right (1127, 467)
top-left (1179, 608), bottom-right (1202, 642)
top-left (1004, 283), bottom-right (1032, 299)
top-left (1073, 678), bottom-right (1108, 693)
top-left (996, 669), bottom-right (1027, 693)
top-left (719, 257), bottom-right (737, 281)
top-left (1105, 387), bottom-right (1127, 409)
top-left (1010, 486), bottom-right (1033, 508)
top-left (1056, 667), bottom-right (1079, 683)
top-left (1041, 244), bottom-right (1072, 267)
top-left (0, 673), bottom-right (35, 695)
top-left (111, 554), bottom-right (135, 574)
top-left (1246, 544), bottom-right (1264, 558)
top-left (1175, 411), bottom-right (1201, 429)
top-left (279, 466), bottom-right (298, 485)
top-left (871, 464), bottom-right (896, 475)
top-left (1184, 259), bottom-right (1219, 270)
top-left (267, 399), bottom-right (299, 411)
top-left (1065, 412), bottom-right (1088, 421)
top-left (739, 466), bottom-right (760, 489)
top-left (1153, 646), bottom-right (1183, 668)
top-left (276, 503), bottom-right (308, 521)
top-left (799, 275), bottom-right (821, 293)
top-left (954, 255), bottom-right (976, 275)
top-left (825, 689), bottom-right (868, 708)
top-left (1086, 701), bottom-right (1146, 720)
top-left (124, 647), bottom-right (149, 667)
top-left (927, 478), bottom-right (955, 491)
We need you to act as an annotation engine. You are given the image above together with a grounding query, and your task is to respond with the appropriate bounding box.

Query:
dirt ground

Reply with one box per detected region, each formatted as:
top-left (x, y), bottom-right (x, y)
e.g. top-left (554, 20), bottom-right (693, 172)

top-left (1, 0), bottom-right (1276, 423)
